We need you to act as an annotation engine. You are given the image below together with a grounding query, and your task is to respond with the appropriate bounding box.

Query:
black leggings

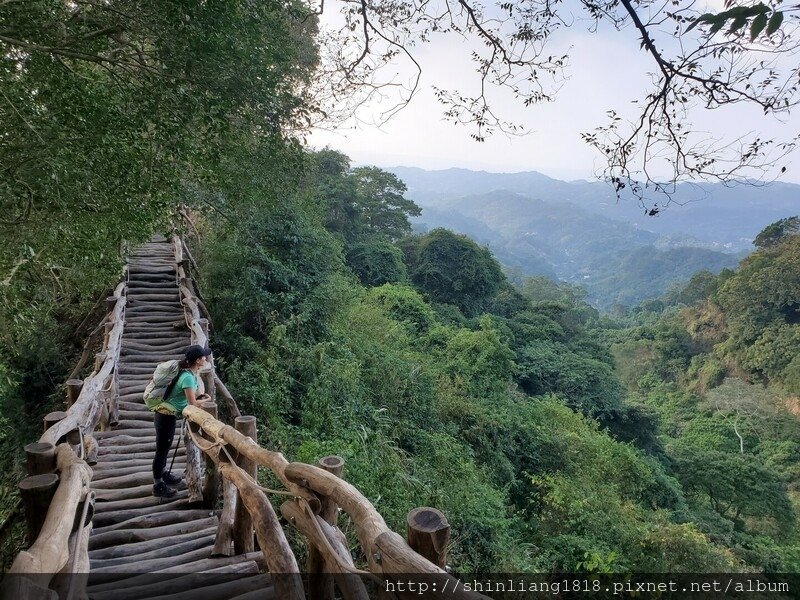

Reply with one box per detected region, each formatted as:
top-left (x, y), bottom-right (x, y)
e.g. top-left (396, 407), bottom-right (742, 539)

top-left (152, 412), bottom-right (177, 479)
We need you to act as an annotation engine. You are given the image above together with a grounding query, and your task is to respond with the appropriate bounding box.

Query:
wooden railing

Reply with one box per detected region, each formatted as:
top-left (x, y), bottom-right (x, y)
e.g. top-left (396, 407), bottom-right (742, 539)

top-left (182, 405), bottom-right (480, 600)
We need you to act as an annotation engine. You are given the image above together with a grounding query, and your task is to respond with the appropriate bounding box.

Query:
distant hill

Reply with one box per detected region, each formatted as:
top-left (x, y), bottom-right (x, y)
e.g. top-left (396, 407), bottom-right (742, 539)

top-left (388, 168), bottom-right (786, 308)
top-left (392, 166), bottom-right (800, 251)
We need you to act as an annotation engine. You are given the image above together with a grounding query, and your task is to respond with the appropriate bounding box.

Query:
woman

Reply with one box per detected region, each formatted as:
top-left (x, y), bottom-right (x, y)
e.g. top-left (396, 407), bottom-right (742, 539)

top-left (152, 344), bottom-right (212, 497)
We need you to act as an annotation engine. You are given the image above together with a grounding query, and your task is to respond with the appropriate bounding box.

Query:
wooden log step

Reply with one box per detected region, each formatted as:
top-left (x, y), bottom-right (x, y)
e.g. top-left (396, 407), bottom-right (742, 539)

top-left (120, 351), bottom-right (184, 360)
top-left (226, 586), bottom-right (276, 600)
top-left (87, 559), bottom-right (260, 598)
top-left (92, 461), bottom-right (185, 482)
top-left (95, 433), bottom-right (157, 445)
top-left (135, 573), bottom-right (271, 600)
top-left (127, 280), bottom-right (176, 288)
top-left (125, 293), bottom-right (180, 302)
top-left (89, 545), bottom-right (214, 577)
top-left (90, 528), bottom-right (216, 564)
top-left (123, 325), bottom-right (187, 334)
top-left (119, 375), bottom-right (153, 383)
top-left (125, 315), bottom-right (184, 324)
top-left (124, 307), bottom-right (184, 318)
top-left (91, 497), bottom-right (191, 528)
top-left (118, 387), bottom-right (147, 397)
top-left (91, 470), bottom-right (167, 490)
top-left (118, 366), bottom-right (170, 375)
top-left (118, 401), bottom-right (151, 411)
top-left (156, 552), bottom-right (267, 574)
top-left (119, 376), bottom-right (163, 384)
top-left (122, 339), bottom-right (188, 352)
top-left (92, 509), bottom-right (215, 536)
top-left (113, 418), bottom-right (154, 428)
top-left (93, 490), bottom-right (190, 515)
top-left (127, 280), bottom-right (178, 288)
top-left (127, 273), bottom-right (175, 281)
top-left (95, 427), bottom-right (153, 438)
top-left (119, 376), bottom-right (158, 390)
top-left (95, 433), bottom-right (156, 445)
top-left (128, 266), bottom-right (175, 274)
top-left (125, 303), bottom-right (183, 312)
top-left (94, 481), bottom-right (187, 503)
top-left (92, 460), bottom-right (185, 480)
top-left (98, 442), bottom-right (163, 455)
top-left (89, 515), bottom-right (219, 558)
top-left (121, 338), bottom-right (191, 348)
top-left (95, 448), bottom-right (186, 468)
top-left (123, 322), bottom-right (181, 329)
top-left (117, 411), bottom-right (155, 421)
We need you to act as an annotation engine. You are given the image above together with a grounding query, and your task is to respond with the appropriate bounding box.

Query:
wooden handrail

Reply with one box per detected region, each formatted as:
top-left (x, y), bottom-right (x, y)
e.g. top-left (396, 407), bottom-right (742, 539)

top-left (42, 281), bottom-right (126, 446)
top-left (182, 406), bottom-right (484, 600)
top-left (7, 445), bottom-right (92, 577)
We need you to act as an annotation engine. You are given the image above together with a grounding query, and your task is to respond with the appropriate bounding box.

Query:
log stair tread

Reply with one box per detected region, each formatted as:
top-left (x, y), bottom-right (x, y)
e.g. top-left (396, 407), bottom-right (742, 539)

top-left (86, 238), bottom-right (262, 591)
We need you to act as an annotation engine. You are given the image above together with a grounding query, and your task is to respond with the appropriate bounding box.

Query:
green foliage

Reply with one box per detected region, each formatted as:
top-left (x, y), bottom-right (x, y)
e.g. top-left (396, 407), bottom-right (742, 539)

top-left (364, 285), bottom-right (435, 334)
top-left (346, 241), bottom-right (408, 287)
top-left (405, 229), bottom-right (505, 316)
top-left (754, 217), bottom-right (800, 249)
top-left (671, 445), bottom-right (794, 531)
top-left (715, 233), bottom-right (800, 387)
top-left (310, 150), bottom-right (421, 245)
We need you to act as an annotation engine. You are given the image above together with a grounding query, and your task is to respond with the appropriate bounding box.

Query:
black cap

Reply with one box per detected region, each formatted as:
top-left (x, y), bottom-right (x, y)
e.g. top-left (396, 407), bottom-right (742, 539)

top-left (185, 344), bottom-right (212, 363)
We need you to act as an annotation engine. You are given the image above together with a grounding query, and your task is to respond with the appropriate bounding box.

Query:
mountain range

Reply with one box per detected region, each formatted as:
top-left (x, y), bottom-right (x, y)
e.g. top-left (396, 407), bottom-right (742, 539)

top-left (388, 167), bottom-right (799, 308)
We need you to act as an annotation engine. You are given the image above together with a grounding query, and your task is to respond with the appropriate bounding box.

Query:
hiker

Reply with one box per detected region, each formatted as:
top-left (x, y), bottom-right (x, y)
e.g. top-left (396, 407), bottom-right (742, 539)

top-left (152, 344), bottom-right (213, 498)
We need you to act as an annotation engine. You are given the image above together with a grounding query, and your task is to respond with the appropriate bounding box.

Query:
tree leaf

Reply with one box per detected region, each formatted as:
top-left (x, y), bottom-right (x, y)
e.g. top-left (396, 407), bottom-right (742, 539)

top-left (686, 13), bottom-right (714, 33)
top-left (709, 18), bottom-right (727, 35)
top-left (729, 15), bottom-right (748, 34)
top-left (766, 11), bottom-right (784, 36)
top-left (750, 13), bottom-right (768, 40)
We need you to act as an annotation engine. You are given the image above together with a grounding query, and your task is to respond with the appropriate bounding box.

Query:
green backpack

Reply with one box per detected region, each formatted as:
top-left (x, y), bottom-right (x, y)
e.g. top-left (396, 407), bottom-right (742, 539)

top-left (143, 360), bottom-right (182, 411)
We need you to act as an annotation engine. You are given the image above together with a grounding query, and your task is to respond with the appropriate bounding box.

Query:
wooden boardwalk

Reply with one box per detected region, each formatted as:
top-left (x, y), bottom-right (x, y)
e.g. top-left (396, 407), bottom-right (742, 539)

top-left (83, 239), bottom-right (270, 597)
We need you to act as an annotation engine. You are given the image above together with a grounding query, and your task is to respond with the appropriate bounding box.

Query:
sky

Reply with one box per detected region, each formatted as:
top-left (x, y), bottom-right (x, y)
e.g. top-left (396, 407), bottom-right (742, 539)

top-left (308, 1), bottom-right (800, 184)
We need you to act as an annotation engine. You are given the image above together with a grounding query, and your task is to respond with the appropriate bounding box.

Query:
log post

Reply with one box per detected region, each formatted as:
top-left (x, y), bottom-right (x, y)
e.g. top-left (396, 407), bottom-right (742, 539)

top-left (281, 500), bottom-right (370, 600)
top-left (19, 474), bottom-right (59, 544)
top-left (93, 352), bottom-right (107, 373)
top-left (25, 443), bottom-right (56, 476)
top-left (51, 492), bottom-right (94, 600)
top-left (200, 401), bottom-right (220, 509)
top-left (200, 369), bottom-right (216, 403)
top-left (308, 455), bottom-right (344, 600)
top-left (65, 380), bottom-right (83, 408)
top-left (102, 320), bottom-right (113, 352)
top-left (83, 435), bottom-right (99, 466)
top-left (198, 318), bottom-right (209, 338)
top-left (233, 416), bottom-right (257, 554)
top-left (183, 422), bottom-right (204, 504)
top-left (98, 401), bottom-right (110, 432)
top-left (43, 412), bottom-right (67, 434)
top-left (211, 479), bottom-right (237, 557)
top-left (107, 370), bottom-right (120, 427)
top-left (406, 507), bottom-right (450, 569)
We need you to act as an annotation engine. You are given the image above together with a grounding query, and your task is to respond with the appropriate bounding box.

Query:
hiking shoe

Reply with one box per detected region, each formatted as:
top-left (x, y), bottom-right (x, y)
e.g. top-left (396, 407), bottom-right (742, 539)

top-left (162, 471), bottom-right (182, 485)
top-left (153, 482), bottom-right (177, 498)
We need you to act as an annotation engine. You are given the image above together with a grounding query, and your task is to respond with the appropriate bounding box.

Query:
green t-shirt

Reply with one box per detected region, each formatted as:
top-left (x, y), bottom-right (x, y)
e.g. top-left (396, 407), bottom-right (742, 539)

top-left (163, 370), bottom-right (197, 414)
